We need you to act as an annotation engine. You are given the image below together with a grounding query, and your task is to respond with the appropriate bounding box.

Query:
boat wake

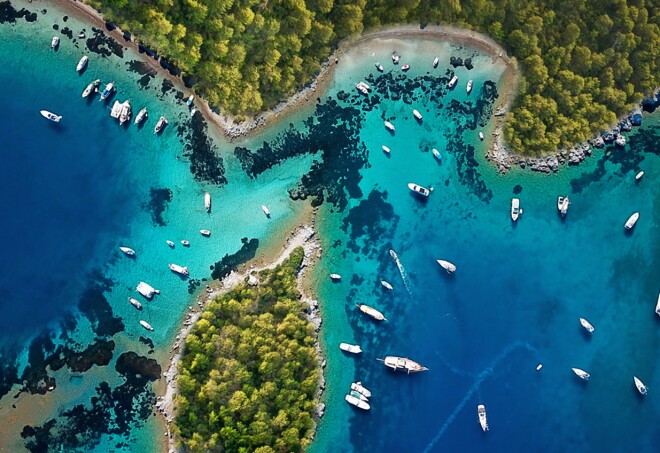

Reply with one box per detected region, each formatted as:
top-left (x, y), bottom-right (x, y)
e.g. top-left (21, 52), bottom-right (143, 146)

top-left (389, 249), bottom-right (414, 297)
top-left (422, 341), bottom-right (539, 453)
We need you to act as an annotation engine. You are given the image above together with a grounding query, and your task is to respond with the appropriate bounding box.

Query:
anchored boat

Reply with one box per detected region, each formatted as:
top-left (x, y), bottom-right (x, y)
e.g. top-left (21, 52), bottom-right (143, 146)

top-left (351, 382), bottom-right (372, 398)
top-left (572, 367), bottom-right (590, 381)
top-left (448, 75), bottom-right (458, 89)
top-left (413, 109), bottom-right (422, 120)
top-left (379, 356), bottom-right (428, 374)
top-left (76, 55), bottom-right (88, 72)
top-left (345, 391), bottom-right (370, 410)
top-left (624, 212), bottom-right (639, 229)
top-left (51, 36), bottom-right (59, 49)
top-left (432, 148), bottom-right (442, 160)
top-left (635, 171), bottom-right (644, 181)
top-left (356, 304), bottom-right (387, 321)
top-left (375, 62), bottom-right (384, 72)
top-left (169, 263), bottom-right (189, 276)
top-left (128, 297), bottom-right (142, 310)
top-left (381, 280), bottom-right (393, 290)
top-left (81, 79), bottom-right (100, 98)
top-left (119, 246), bottom-right (136, 256)
top-left (136, 282), bottom-right (160, 299)
top-left (466, 80), bottom-right (473, 93)
top-left (99, 82), bottom-right (114, 101)
top-left (40, 110), bottom-right (62, 122)
top-left (432, 57), bottom-right (439, 68)
top-left (200, 229), bottom-right (211, 237)
top-left (634, 376), bottom-right (648, 395)
top-left (262, 205), bottom-right (271, 217)
top-left (154, 116), bottom-right (168, 134)
top-left (330, 273), bottom-right (341, 281)
top-left (134, 107), bottom-right (148, 125)
top-left (140, 320), bottom-right (154, 331)
top-left (557, 196), bottom-right (570, 217)
top-left (382, 145), bottom-right (391, 154)
top-left (119, 100), bottom-right (132, 125)
top-left (656, 291), bottom-right (660, 316)
top-left (408, 183), bottom-right (430, 197)
top-left (436, 259), bottom-right (456, 274)
top-left (579, 317), bottom-right (595, 333)
top-left (384, 121), bottom-right (395, 132)
top-left (511, 198), bottom-right (522, 221)
top-left (478, 405), bottom-right (489, 431)
top-left (204, 192), bottom-right (211, 212)
top-left (339, 343), bottom-right (362, 354)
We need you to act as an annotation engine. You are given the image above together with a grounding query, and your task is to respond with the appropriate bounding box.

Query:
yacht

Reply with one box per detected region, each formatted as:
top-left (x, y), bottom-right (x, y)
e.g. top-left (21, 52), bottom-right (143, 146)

top-left (119, 246), bottom-right (136, 256)
top-left (379, 356), bottom-right (429, 374)
top-left (339, 343), bottom-right (362, 354)
top-left (381, 280), bottom-right (393, 290)
top-left (40, 110), bottom-right (62, 122)
top-left (557, 196), bottom-right (570, 217)
top-left (330, 273), bottom-right (342, 281)
top-left (408, 183), bottom-right (430, 197)
top-left (76, 55), bottom-right (88, 72)
top-left (262, 205), bottom-right (271, 217)
top-left (99, 82), bottom-right (114, 101)
top-left (356, 82), bottom-right (370, 95)
top-left (511, 198), bottom-right (522, 221)
top-left (186, 95), bottom-right (194, 106)
top-left (571, 367), bottom-right (590, 381)
top-left (139, 320), bottom-right (154, 331)
top-left (635, 171), bottom-right (644, 181)
top-left (134, 107), bottom-right (147, 125)
top-left (356, 304), bottom-right (387, 321)
top-left (392, 54), bottom-right (400, 64)
top-left (51, 36), bottom-right (59, 49)
top-left (81, 79), bottom-right (100, 98)
top-left (200, 229), bottom-right (211, 237)
top-left (448, 75), bottom-right (458, 89)
top-left (384, 121), bottom-right (395, 132)
top-left (375, 62), bottom-right (384, 72)
top-left (401, 64), bottom-right (410, 71)
top-left (154, 116), bottom-right (168, 134)
top-left (478, 405), bottom-right (489, 432)
top-left (169, 263), bottom-right (189, 276)
top-left (466, 80), bottom-right (473, 93)
top-left (436, 259), bottom-right (456, 274)
top-left (633, 376), bottom-right (648, 395)
top-left (432, 57), bottom-right (439, 68)
top-left (110, 100), bottom-right (123, 119)
top-left (624, 212), bottom-right (639, 230)
top-left (413, 109), bottom-right (422, 120)
top-left (166, 240), bottom-right (175, 248)
top-left (479, 132), bottom-right (484, 141)
top-left (351, 382), bottom-right (372, 398)
top-left (128, 297), bottom-right (142, 310)
top-left (432, 149), bottom-right (442, 160)
top-left (579, 317), bottom-right (595, 333)
top-left (655, 291), bottom-right (660, 316)
top-left (181, 240), bottom-right (190, 247)
top-left (136, 282), bottom-right (160, 299)
top-left (345, 391), bottom-right (370, 410)
top-left (119, 100), bottom-right (132, 125)
top-left (382, 145), bottom-right (391, 154)
top-left (204, 192), bottom-right (211, 212)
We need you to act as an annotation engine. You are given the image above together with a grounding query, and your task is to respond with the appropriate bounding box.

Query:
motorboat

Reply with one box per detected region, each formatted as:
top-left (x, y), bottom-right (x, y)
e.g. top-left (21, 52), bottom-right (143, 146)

top-left (432, 57), bottom-right (439, 68)
top-left (351, 382), bottom-right (372, 398)
top-left (154, 116), bottom-right (168, 134)
top-left (169, 263), bottom-right (189, 276)
top-left (40, 110), bottom-right (62, 122)
top-left (656, 291), bottom-right (660, 316)
top-left (134, 107), bottom-right (147, 125)
top-left (511, 198), bottom-right (522, 221)
top-left (375, 62), bottom-right (384, 72)
top-left (634, 376), bottom-right (648, 395)
top-left (186, 95), bottom-right (194, 106)
top-left (78, 31), bottom-right (85, 39)
top-left (635, 171), bottom-right (644, 181)
top-left (379, 356), bottom-right (429, 374)
top-left (136, 282), bottom-right (160, 299)
top-left (200, 229), bottom-right (211, 237)
top-left (204, 192), bottom-right (211, 212)
top-left (76, 55), bottom-right (88, 72)
top-left (408, 183), bottom-right (430, 197)
top-left (128, 297), bottom-right (142, 310)
top-left (401, 64), bottom-right (410, 71)
top-left (479, 132), bottom-right (484, 141)
top-left (139, 320), bottom-right (154, 331)
top-left (119, 100), bottom-right (132, 125)
top-left (413, 109), bottom-right (422, 120)
top-left (190, 108), bottom-right (197, 117)
top-left (262, 205), bottom-right (271, 217)
top-left (330, 273), bottom-right (342, 281)
top-left (478, 405), bottom-right (489, 432)
top-left (356, 82), bottom-right (370, 95)
top-left (345, 392), bottom-right (370, 410)
top-left (467, 80), bottom-right (473, 93)
top-left (579, 317), bottom-right (595, 333)
top-left (436, 259), bottom-right (456, 274)
top-left (536, 363), bottom-right (543, 371)
top-left (381, 280), bottom-right (393, 290)
top-left (384, 121), bottom-right (395, 132)
top-left (181, 240), bottom-right (190, 247)
top-left (51, 36), bottom-right (59, 49)
top-left (571, 367), bottom-right (590, 381)
top-left (356, 304), bottom-right (387, 321)
top-left (615, 135), bottom-right (626, 147)
top-left (119, 246), bottom-right (136, 256)
top-left (99, 82), bottom-right (114, 101)
top-left (557, 196), bottom-right (570, 217)
top-left (166, 240), bottom-right (175, 248)
top-left (624, 212), bottom-right (639, 229)
top-left (432, 148), bottom-right (442, 160)
top-left (339, 343), bottom-right (362, 354)
top-left (448, 75), bottom-right (458, 89)
top-left (392, 54), bottom-right (400, 64)
top-left (382, 145), bottom-right (391, 154)
top-left (81, 79), bottom-right (100, 98)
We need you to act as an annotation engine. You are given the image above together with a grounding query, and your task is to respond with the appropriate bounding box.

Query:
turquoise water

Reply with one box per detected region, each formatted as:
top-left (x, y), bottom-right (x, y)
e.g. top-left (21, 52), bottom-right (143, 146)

top-left (1, 2), bottom-right (659, 452)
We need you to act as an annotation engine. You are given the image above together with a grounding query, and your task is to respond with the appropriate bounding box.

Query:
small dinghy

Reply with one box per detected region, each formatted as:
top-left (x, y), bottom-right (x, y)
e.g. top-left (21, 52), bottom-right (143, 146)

top-left (51, 36), bottom-right (60, 49)
top-left (140, 320), bottom-right (154, 331)
top-left (200, 230), bottom-right (211, 237)
top-left (381, 280), bottom-right (393, 290)
top-left (181, 240), bottom-right (190, 247)
top-left (330, 273), bottom-right (341, 281)
top-left (262, 205), bottom-right (271, 217)
top-left (384, 121), bottom-right (395, 132)
top-left (432, 148), bottom-right (442, 160)
top-left (382, 145), bottom-right (391, 154)
top-left (375, 62), bottom-right (384, 72)
top-left (479, 132), bottom-right (484, 141)
top-left (432, 57), bottom-right (439, 68)
top-left (187, 95), bottom-right (194, 106)
top-left (635, 171), bottom-right (644, 181)
top-left (204, 192), bottom-right (211, 212)
top-left (128, 297), bottom-right (142, 310)
top-left (119, 246), bottom-right (136, 256)
top-left (339, 343), bottom-right (362, 354)
top-left (166, 240), bottom-right (175, 248)
top-left (401, 64), bottom-right (410, 71)
top-left (413, 109), bottom-right (422, 120)
top-left (154, 116), bottom-right (168, 134)
top-left (579, 317), bottom-right (594, 333)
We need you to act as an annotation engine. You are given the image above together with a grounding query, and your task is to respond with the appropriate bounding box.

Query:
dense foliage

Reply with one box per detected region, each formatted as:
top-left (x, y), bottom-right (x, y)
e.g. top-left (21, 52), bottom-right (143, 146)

top-left (87, 0), bottom-right (659, 154)
top-left (174, 248), bottom-right (320, 452)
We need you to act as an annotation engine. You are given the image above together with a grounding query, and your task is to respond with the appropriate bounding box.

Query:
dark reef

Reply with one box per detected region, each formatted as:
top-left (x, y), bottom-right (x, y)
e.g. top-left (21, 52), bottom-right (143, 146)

top-left (342, 189), bottom-right (399, 258)
top-left (85, 26), bottom-right (123, 58)
top-left (210, 238), bottom-right (259, 280)
top-left (0, 1), bottom-right (37, 24)
top-left (144, 187), bottom-right (172, 226)
top-left (181, 114), bottom-right (227, 186)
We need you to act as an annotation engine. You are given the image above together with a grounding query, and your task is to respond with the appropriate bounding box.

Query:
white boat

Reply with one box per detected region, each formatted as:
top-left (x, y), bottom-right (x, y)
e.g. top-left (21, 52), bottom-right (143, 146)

top-left (51, 36), bottom-right (59, 49)
top-left (339, 343), bottom-right (362, 354)
top-left (634, 376), bottom-right (648, 395)
top-left (136, 282), bottom-right (160, 299)
top-left (413, 109), bottom-right (422, 120)
top-left (134, 107), bottom-right (147, 125)
top-left (436, 259), bottom-right (456, 274)
top-left (169, 263), bottom-right (189, 276)
top-left (351, 382), bottom-right (372, 398)
top-left (375, 62), bottom-right (384, 72)
top-left (557, 196), bottom-right (570, 217)
top-left (478, 404), bottom-right (489, 432)
top-left (635, 171), bottom-right (644, 181)
top-left (536, 363), bottom-right (543, 371)
top-left (571, 367), bottom-right (590, 381)
top-left (200, 229), bottom-right (211, 237)
top-left (381, 280), bottom-right (393, 290)
top-left (479, 131), bottom-right (484, 141)
top-left (154, 116), bottom-right (168, 134)
top-left (78, 31), bottom-right (85, 39)
top-left (511, 198), bottom-right (522, 221)
top-left (356, 304), bottom-right (387, 321)
top-left (408, 182), bottom-right (430, 197)
top-left (166, 240), bottom-right (175, 248)
top-left (128, 297), bottom-right (142, 310)
top-left (615, 135), bottom-right (626, 147)
top-left (345, 392), bottom-right (370, 410)
top-left (656, 291), bottom-right (660, 317)
top-left (262, 205), bottom-right (271, 217)
top-left (380, 356), bottom-right (429, 373)
top-left (432, 57), bottom-right (439, 68)
top-left (76, 55), bottom-right (88, 72)
top-left (384, 121), bottom-right (395, 132)
top-left (40, 110), bottom-right (62, 122)
top-left (624, 212), bottom-right (639, 229)
top-left (110, 100), bottom-right (122, 119)
top-left (466, 80), bottom-right (473, 93)
top-left (356, 82), bottom-right (370, 95)
top-left (432, 148), bottom-right (442, 160)
top-left (382, 145), bottom-right (391, 154)
top-left (119, 100), bottom-right (132, 125)
top-left (186, 95), bottom-right (194, 106)
top-left (139, 320), bottom-right (154, 331)
top-left (190, 108), bottom-right (197, 117)
top-left (81, 79), bottom-right (100, 98)
top-left (99, 82), bottom-right (114, 101)
top-left (119, 246), bottom-right (135, 256)
top-left (389, 249), bottom-right (398, 261)
top-left (392, 54), bottom-right (400, 64)
top-left (401, 64), bottom-right (410, 71)
top-left (579, 317), bottom-right (594, 333)
top-left (204, 192), bottom-right (211, 212)
top-left (330, 273), bottom-right (342, 281)
top-left (181, 240), bottom-right (190, 247)
top-left (448, 75), bottom-right (458, 89)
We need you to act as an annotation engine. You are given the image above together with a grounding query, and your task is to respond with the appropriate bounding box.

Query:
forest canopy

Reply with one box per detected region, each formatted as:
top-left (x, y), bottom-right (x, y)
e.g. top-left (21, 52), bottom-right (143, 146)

top-left (85, 0), bottom-right (660, 154)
